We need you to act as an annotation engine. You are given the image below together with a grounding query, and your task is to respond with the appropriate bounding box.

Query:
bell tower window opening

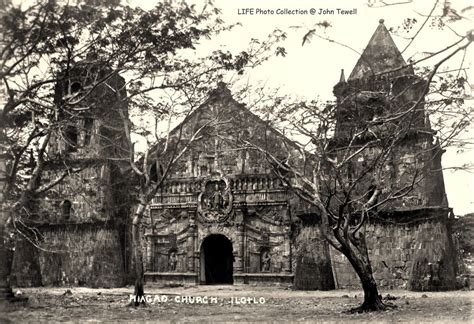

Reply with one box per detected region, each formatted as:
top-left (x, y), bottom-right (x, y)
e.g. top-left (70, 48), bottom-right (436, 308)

top-left (149, 162), bottom-right (159, 183)
top-left (83, 117), bottom-right (94, 146)
top-left (65, 125), bottom-right (78, 153)
top-left (62, 200), bottom-right (72, 220)
top-left (67, 80), bottom-right (82, 96)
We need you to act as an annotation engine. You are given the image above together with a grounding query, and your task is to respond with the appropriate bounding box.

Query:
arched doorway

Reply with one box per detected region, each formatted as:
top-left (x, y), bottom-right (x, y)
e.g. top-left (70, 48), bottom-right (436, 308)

top-left (200, 234), bottom-right (233, 284)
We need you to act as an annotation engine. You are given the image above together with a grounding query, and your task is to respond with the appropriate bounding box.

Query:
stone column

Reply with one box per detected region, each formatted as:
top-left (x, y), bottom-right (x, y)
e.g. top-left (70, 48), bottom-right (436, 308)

top-left (188, 224), bottom-right (197, 272)
top-left (234, 222), bottom-right (245, 273)
top-left (284, 225), bottom-right (292, 273)
top-left (187, 207), bottom-right (197, 273)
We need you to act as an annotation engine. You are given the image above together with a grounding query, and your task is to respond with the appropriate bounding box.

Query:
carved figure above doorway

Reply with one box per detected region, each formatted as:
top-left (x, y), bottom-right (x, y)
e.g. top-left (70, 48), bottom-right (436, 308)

top-left (197, 174), bottom-right (233, 223)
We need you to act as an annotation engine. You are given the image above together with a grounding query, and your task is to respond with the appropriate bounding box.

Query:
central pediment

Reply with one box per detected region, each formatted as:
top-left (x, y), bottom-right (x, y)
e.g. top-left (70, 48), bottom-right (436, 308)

top-left (153, 82), bottom-right (304, 180)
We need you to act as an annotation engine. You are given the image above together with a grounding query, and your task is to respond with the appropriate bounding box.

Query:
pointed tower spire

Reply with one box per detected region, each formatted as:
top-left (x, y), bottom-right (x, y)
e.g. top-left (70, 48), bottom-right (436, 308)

top-left (348, 19), bottom-right (414, 80)
top-left (339, 69), bottom-right (346, 83)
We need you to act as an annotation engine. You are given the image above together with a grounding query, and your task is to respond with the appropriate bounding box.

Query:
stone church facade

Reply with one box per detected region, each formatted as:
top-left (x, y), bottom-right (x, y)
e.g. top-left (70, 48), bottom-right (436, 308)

top-left (142, 84), bottom-right (320, 286)
top-left (10, 20), bottom-right (460, 291)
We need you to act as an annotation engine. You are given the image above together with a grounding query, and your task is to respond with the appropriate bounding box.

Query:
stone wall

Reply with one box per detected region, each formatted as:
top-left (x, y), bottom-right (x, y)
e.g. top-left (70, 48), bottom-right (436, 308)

top-left (10, 237), bottom-right (42, 287)
top-left (12, 222), bottom-right (125, 288)
top-left (331, 213), bottom-right (457, 290)
top-left (452, 213), bottom-right (474, 279)
top-left (39, 166), bottom-right (109, 222)
top-left (293, 224), bottom-right (335, 290)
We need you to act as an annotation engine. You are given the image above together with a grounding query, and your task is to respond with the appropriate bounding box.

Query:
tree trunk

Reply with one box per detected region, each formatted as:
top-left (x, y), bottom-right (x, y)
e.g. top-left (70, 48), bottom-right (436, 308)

top-left (0, 225), bottom-right (14, 302)
top-left (1, 189), bottom-right (35, 303)
top-left (132, 202), bottom-right (146, 306)
top-left (345, 249), bottom-right (387, 312)
top-left (0, 155), bottom-right (14, 302)
top-left (357, 269), bottom-right (385, 312)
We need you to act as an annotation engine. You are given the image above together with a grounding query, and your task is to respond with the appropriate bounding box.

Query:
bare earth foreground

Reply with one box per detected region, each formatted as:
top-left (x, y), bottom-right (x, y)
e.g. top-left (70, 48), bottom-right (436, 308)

top-left (0, 285), bottom-right (472, 323)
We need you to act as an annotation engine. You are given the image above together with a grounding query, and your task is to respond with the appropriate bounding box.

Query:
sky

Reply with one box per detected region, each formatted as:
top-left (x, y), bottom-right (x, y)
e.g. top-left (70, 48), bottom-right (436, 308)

top-left (135, 0), bottom-right (474, 215)
top-left (55, 0), bottom-right (474, 215)
top-left (190, 0), bottom-right (474, 216)
top-left (13, 0), bottom-right (473, 214)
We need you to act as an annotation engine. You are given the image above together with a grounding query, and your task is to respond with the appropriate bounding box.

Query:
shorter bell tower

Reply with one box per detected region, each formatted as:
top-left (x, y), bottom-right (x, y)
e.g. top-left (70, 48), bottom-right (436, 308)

top-left (43, 60), bottom-right (130, 223)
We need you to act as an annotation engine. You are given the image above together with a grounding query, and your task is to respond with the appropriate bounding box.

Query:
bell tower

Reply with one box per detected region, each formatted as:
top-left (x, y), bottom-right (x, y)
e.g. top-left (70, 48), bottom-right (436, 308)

top-left (332, 19), bottom-right (448, 208)
top-left (43, 60), bottom-right (130, 223)
top-left (12, 61), bottom-right (133, 287)
top-left (329, 19), bottom-right (458, 291)
top-left (51, 61), bottom-right (129, 159)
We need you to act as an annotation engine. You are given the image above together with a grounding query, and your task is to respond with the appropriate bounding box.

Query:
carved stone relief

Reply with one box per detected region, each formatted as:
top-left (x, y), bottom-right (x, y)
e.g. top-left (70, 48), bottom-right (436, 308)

top-left (169, 250), bottom-right (178, 272)
top-left (197, 174), bottom-right (233, 223)
top-left (261, 249), bottom-right (271, 272)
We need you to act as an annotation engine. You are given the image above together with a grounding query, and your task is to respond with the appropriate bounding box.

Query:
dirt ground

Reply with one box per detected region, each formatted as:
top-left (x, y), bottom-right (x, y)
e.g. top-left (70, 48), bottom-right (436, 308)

top-left (0, 285), bottom-right (472, 323)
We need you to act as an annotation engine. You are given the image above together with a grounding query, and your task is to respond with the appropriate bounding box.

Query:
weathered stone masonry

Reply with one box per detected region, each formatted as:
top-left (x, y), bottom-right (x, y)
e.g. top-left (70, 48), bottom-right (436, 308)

top-left (12, 223), bottom-right (125, 287)
top-left (142, 85), bottom-right (333, 287)
top-left (12, 62), bottom-right (132, 287)
top-left (11, 20), bottom-right (460, 291)
top-left (331, 209), bottom-right (457, 290)
top-left (329, 20), bottom-right (457, 290)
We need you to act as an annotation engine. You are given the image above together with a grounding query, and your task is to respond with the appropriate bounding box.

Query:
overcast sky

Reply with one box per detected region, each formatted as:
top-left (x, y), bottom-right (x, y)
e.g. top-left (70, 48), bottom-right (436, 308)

top-left (136, 0), bottom-right (474, 214)
top-left (178, 0), bottom-right (473, 215)
top-left (15, 0), bottom-right (472, 214)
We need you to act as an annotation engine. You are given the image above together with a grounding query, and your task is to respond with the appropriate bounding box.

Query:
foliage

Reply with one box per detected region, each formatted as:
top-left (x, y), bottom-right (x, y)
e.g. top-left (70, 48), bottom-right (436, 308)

top-left (0, 0), bottom-right (283, 302)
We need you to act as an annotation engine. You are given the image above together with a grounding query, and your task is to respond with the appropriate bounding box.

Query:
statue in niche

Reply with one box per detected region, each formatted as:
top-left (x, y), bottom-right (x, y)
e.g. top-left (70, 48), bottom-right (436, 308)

top-left (198, 175), bottom-right (233, 222)
top-left (211, 182), bottom-right (224, 209)
top-left (203, 180), bottom-right (227, 211)
top-left (429, 260), bottom-right (441, 284)
top-left (261, 250), bottom-right (271, 272)
top-left (169, 251), bottom-right (178, 271)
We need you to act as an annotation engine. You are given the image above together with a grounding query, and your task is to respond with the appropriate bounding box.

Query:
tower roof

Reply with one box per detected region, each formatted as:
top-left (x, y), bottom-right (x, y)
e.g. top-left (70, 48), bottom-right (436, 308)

top-left (348, 19), bottom-right (414, 80)
top-left (339, 69), bottom-right (346, 83)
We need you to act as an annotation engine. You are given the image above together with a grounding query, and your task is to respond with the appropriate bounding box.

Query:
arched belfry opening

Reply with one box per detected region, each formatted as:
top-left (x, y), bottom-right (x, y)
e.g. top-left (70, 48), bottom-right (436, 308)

top-left (200, 234), bottom-right (233, 284)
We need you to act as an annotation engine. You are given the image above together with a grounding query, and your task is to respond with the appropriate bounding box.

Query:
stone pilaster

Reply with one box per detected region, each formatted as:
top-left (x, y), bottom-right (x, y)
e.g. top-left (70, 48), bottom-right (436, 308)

top-left (187, 207), bottom-right (197, 272)
top-left (234, 222), bottom-right (245, 273)
top-left (284, 225), bottom-right (292, 273)
top-left (144, 236), bottom-right (153, 272)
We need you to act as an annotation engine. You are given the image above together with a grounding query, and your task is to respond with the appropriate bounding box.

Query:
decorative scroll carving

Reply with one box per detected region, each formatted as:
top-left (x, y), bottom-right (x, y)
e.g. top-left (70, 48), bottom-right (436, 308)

top-left (155, 209), bottom-right (173, 220)
top-left (197, 174), bottom-right (233, 222)
top-left (257, 206), bottom-right (285, 223)
top-left (260, 228), bottom-right (270, 245)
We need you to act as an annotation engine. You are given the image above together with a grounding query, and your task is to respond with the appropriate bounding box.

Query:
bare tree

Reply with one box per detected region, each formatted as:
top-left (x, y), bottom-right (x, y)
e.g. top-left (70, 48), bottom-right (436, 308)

top-left (120, 83), bottom-right (230, 305)
top-left (242, 7), bottom-right (472, 311)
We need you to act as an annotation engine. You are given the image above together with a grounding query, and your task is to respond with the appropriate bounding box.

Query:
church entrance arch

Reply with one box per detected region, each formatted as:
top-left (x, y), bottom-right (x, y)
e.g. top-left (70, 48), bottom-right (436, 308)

top-left (200, 234), bottom-right (234, 284)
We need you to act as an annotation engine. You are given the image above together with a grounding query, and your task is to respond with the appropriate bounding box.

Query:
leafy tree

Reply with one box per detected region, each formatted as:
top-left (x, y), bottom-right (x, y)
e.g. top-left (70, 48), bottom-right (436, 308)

top-left (0, 0), bottom-right (283, 304)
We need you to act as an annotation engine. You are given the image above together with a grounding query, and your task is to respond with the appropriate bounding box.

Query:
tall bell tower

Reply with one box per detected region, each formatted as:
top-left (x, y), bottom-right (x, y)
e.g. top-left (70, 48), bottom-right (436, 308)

top-left (330, 19), bottom-right (457, 291)
top-left (12, 61), bottom-right (134, 287)
top-left (333, 19), bottom-right (448, 209)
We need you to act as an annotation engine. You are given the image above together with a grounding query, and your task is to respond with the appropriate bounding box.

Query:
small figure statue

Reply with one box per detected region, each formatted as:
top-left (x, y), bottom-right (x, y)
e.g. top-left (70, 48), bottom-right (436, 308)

top-left (223, 192), bottom-right (230, 209)
top-left (169, 251), bottom-right (178, 271)
top-left (261, 250), bottom-right (271, 272)
top-left (211, 182), bottom-right (224, 210)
